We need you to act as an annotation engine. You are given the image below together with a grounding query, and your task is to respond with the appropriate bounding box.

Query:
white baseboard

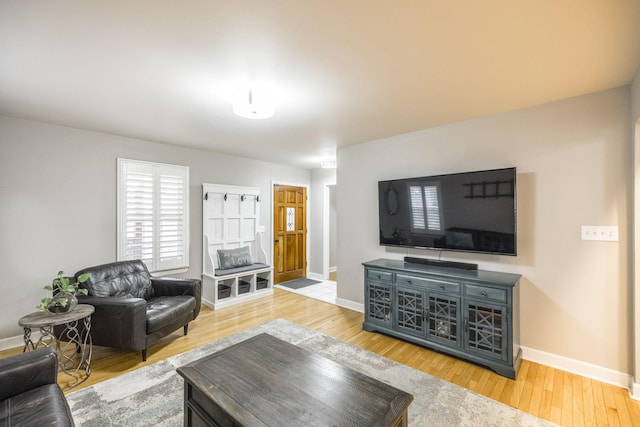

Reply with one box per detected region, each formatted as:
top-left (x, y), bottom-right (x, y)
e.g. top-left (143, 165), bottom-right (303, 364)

top-left (336, 298), bottom-right (363, 313)
top-left (522, 345), bottom-right (631, 391)
top-left (329, 266), bottom-right (337, 273)
top-left (201, 297), bottom-right (215, 310)
top-left (630, 379), bottom-right (640, 401)
top-left (0, 332), bottom-right (39, 351)
top-left (307, 272), bottom-right (325, 281)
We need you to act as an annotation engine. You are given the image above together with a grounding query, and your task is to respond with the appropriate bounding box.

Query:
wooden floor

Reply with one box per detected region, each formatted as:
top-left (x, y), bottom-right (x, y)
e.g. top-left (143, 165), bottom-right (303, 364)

top-left (3, 288), bottom-right (639, 426)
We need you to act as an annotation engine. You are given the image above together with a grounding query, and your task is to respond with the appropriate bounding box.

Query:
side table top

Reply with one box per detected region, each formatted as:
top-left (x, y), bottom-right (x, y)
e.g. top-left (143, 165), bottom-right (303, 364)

top-left (19, 304), bottom-right (95, 328)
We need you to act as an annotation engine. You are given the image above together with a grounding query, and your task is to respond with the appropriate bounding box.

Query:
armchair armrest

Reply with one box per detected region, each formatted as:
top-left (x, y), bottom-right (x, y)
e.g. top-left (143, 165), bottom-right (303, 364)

top-left (0, 347), bottom-right (57, 401)
top-left (151, 277), bottom-right (202, 319)
top-left (77, 295), bottom-right (147, 350)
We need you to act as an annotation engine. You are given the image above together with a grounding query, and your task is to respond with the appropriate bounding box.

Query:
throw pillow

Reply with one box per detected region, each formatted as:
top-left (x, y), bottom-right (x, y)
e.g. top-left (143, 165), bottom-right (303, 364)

top-left (217, 246), bottom-right (253, 269)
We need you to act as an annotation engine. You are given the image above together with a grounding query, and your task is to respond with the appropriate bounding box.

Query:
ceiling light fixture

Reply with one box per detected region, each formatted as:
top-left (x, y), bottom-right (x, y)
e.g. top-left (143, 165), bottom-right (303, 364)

top-left (321, 159), bottom-right (337, 169)
top-left (232, 85), bottom-right (275, 120)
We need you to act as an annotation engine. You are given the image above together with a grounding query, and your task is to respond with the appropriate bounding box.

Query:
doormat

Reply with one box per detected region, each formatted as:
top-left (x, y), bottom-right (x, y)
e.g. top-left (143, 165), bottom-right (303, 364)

top-left (278, 278), bottom-right (321, 290)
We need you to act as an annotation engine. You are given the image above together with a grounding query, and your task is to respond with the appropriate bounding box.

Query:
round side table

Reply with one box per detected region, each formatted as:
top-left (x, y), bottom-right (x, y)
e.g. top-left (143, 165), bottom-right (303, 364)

top-left (18, 304), bottom-right (94, 390)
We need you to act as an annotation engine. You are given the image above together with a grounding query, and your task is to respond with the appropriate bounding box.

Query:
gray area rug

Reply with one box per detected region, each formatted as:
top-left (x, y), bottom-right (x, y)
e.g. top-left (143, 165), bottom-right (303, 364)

top-left (278, 277), bottom-right (322, 290)
top-left (67, 319), bottom-right (555, 426)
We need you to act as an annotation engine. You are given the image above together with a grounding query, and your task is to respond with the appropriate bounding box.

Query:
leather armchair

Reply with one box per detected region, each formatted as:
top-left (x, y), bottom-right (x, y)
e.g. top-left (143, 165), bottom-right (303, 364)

top-left (0, 347), bottom-right (74, 426)
top-left (74, 260), bottom-right (202, 361)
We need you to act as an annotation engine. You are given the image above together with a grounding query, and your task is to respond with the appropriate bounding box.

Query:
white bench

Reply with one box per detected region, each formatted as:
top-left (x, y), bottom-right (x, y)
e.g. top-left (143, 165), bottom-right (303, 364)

top-left (201, 234), bottom-right (273, 309)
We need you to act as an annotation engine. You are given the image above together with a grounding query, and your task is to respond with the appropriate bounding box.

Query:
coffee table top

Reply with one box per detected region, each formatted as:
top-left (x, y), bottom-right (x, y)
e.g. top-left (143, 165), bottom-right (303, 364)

top-left (177, 333), bottom-right (413, 426)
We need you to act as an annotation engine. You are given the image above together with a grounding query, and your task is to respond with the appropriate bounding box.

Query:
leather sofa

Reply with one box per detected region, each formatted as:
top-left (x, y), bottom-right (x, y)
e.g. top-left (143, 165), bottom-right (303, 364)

top-left (74, 260), bottom-right (202, 361)
top-left (0, 347), bottom-right (74, 426)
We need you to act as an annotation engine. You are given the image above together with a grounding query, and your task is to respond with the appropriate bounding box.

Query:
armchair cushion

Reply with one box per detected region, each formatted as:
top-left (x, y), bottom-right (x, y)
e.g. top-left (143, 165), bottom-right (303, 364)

top-left (146, 296), bottom-right (195, 334)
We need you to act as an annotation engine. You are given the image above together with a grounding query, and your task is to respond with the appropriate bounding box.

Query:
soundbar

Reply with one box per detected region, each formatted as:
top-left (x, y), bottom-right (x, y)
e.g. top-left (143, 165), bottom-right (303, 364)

top-left (404, 256), bottom-right (478, 271)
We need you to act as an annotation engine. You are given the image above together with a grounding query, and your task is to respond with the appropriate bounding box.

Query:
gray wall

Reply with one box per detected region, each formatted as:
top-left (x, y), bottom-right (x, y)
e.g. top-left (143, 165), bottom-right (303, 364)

top-left (0, 115), bottom-right (309, 339)
top-left (336, 87), bottom-right (632, 375)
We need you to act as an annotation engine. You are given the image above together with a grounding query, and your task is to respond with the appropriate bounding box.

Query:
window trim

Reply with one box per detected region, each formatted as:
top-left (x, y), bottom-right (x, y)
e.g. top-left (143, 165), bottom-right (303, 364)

top-left (117, 158), bottom-right (190, 274)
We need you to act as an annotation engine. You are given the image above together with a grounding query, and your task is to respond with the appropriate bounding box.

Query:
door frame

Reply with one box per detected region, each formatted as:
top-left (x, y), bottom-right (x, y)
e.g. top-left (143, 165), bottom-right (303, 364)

top-left (270, 180), bottom-right (310, 279)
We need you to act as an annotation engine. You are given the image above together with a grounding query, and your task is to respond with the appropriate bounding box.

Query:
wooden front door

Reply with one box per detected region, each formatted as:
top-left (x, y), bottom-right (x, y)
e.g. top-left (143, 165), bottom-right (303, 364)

top-left (273, 185), bottom-right (307, 283)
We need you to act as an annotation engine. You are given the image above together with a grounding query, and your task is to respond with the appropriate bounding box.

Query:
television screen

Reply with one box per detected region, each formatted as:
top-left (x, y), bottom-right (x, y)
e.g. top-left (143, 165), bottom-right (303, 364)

top-left (378, 167), bottom-right (516, 256)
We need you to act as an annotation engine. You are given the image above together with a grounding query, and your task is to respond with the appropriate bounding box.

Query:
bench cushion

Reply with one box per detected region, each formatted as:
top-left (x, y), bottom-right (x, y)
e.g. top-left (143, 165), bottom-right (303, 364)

top-left (214, 263), bottom-right (270, 277)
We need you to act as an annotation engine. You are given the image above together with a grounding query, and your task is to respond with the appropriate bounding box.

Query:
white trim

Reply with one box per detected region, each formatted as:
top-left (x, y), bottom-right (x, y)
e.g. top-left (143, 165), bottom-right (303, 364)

top-left (521, 345), bottom-right (630, 389)
top-left (336, 298), bottom-right (364, 313)
top-left (307, 272), bottom-right (324, 281)
top-left (322, 184), bottom-right (331, 279)
top-left (0, 332), bottom-right (40, 351)
top-left (630, 379), bottom-right (640, 401)
top-left (200, 286), bottom-right (273, 310)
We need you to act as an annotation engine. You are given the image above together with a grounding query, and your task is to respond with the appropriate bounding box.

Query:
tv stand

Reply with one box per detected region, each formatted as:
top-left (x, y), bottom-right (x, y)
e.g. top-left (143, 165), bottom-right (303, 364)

top-left (404, 256), bottom-right (477, 271)
top-left (363, 258), bottom-right (521, 379)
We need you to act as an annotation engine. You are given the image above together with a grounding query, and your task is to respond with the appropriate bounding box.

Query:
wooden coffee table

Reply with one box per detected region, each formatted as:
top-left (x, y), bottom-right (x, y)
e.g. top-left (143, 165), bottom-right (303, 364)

top-left (177, 333), bottom-right (413, 426)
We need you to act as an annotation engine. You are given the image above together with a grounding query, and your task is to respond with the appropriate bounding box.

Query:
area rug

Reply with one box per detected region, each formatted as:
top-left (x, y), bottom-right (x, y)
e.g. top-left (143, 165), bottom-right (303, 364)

top-left (277, 277), bottom-right (322, 290)
top-left (66, 319), bottom-right (555, 426)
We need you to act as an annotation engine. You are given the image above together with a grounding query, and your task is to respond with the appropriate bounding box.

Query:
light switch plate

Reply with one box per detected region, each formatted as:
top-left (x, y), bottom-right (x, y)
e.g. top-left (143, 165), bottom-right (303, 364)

top-left (581, 225), bottom-right (618, 241)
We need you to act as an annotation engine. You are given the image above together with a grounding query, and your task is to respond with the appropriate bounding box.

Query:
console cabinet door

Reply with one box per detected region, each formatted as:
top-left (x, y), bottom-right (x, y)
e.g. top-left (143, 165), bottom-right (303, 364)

top-left (365, 281), bottom-right (393, 327)
top-left (426, 293), bottom-right (461, 349)
top-left (464, 300), bottom-right (508, 362)
top-left (395, 286), bottom-right (427, 338)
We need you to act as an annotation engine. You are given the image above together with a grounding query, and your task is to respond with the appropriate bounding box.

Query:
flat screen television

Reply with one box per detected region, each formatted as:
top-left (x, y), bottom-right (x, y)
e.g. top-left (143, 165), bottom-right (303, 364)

top-left (378, 167), bottom-right (517, 256)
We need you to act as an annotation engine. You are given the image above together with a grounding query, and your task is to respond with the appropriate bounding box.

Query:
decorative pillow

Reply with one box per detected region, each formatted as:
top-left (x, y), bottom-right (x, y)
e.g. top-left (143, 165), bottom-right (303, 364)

top-left (217, 246), bottom-right (253, 269)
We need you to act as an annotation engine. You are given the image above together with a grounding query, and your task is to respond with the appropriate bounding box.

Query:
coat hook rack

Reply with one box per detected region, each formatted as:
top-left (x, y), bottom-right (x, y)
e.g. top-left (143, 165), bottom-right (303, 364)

top-left (240, 194), bottom-right (260, 202)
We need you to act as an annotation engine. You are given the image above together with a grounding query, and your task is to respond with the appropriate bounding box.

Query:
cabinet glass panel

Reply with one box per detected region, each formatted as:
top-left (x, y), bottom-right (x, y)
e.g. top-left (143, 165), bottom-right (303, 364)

top-left (467, 304), bottom-right (505, 360)
top-left (427, 295), bottom-right (459, 346)
top-left (367, 283), bottom-right (392, 325)
top-left (396, 288), bottom-right (425, 336)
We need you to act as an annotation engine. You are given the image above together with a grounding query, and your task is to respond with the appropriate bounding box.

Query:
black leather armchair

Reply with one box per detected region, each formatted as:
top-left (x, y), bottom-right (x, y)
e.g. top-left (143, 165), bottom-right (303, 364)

top-left (74, 260), bottom-right (202, 361)
top-left (0, 347), bottom-right (74, 426)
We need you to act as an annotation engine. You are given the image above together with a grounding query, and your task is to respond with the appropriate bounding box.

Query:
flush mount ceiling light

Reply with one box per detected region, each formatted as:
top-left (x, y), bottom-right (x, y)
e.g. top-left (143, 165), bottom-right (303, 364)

top-left (232, 85), bottom-right (275, 120)
top-left (321, 158), bottom-right (337, 168)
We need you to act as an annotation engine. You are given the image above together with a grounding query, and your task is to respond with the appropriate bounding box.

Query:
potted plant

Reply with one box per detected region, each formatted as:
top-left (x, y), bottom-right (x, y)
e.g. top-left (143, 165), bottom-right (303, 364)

top-left (37, 271), bottom-right (90, 314)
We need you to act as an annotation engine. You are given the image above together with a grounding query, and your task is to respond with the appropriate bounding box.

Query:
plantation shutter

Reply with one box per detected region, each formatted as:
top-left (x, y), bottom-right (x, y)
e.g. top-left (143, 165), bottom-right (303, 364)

top-left (409, 182), bottom-right (443, 234)
top-left (423, 185), bottom-right (441, 231)
top-left (118, 159), bottom-right (189, 273)
top-left (409, 185), bottom-right (426, 230)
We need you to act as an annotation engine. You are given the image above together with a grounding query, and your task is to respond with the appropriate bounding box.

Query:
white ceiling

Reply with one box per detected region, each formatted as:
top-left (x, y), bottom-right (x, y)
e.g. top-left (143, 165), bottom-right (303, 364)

top-left (1, 1), bottom-right (639, 169)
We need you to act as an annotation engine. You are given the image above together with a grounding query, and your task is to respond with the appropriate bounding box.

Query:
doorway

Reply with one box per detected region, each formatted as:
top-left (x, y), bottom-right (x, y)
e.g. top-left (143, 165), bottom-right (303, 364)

top-left (273, 184), bottom-right (307, 284)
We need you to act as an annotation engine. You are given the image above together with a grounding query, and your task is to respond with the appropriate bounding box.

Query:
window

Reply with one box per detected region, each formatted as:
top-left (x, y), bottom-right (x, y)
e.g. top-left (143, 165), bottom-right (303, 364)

top-left (117, 159), bottom-right (189, 273)
top-left (409, 181), bottom-right (444, 234)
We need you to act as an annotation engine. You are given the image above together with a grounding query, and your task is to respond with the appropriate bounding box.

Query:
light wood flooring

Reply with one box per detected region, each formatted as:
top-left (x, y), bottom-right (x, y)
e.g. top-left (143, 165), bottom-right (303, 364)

top-left (3, 288), bottom-right (639, 426)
